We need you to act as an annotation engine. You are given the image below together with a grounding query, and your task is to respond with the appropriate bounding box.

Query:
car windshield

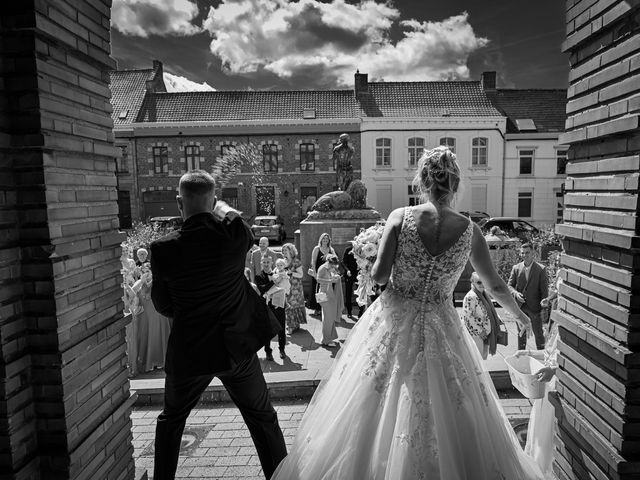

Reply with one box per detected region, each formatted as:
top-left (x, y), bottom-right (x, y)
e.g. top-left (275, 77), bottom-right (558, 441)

top-left (255, 218), bottom-right (276, 226)
top-left (477, 218), bottom-right (488, 227)
top-left (514, 222), bottom-right (534, 231)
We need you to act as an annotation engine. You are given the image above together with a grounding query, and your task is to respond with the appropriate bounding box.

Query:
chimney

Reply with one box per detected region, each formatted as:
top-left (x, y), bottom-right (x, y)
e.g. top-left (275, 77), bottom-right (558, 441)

top-left (152, 59), bottom-right (163, 75)
top-left (481, 71), bottom-right (497, 91)
top-left (354, 70), bottom-right (368, 96)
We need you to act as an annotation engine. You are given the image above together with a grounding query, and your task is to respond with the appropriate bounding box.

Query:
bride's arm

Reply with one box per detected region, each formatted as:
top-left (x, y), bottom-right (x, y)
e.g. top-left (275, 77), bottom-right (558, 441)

top-left (469, 224), bottom-right (531, 335)
top-left (371, 208), bottom-right (404, 285)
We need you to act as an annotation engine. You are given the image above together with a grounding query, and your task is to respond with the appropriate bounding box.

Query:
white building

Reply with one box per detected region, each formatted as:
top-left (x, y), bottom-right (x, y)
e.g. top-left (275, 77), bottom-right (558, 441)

top-left (356, 72), bottom-right (507, 218)
top-left (485, 88), bottom-right (568, 226)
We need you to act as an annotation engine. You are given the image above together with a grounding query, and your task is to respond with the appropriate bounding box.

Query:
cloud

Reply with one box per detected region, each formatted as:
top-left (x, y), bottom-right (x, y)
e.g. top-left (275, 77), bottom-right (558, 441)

top-left (163, 72), bottom-right (216, 92)
top-left (203, 0), bottom-right (488, 88)
top-left (112, 0), bottom-right (201, 37)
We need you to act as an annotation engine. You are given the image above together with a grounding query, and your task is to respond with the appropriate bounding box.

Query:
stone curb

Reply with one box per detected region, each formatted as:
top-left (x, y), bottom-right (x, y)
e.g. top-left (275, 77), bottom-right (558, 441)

top-left (131, 370), bottom-right (515, 406)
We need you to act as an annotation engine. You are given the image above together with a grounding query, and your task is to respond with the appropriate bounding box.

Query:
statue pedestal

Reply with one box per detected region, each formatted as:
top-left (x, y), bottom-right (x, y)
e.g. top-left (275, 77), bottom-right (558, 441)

top-left (299, 209), bottom-right (382, 298)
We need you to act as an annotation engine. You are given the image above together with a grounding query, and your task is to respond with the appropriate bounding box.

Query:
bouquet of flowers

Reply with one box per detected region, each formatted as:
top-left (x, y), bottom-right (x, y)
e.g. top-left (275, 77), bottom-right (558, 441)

top-left (352, 220), bottom-right (386, 306)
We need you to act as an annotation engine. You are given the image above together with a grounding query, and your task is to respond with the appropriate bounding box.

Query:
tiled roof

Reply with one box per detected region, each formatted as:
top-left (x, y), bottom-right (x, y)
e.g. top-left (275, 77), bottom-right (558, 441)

top-left (136, 90), bottom-right (357, 122)
top-left (486, 89), bottom-right (568, 133)
top-left (134, 80), bottom-right (502, 123)
top-left (109, 68), bottom-right (157, 125)
top-left (357, 81), bottom-right (502, 117)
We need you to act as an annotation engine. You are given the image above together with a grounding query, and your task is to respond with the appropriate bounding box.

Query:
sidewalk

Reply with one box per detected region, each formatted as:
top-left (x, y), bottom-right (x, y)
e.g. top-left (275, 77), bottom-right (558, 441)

top-left (130, 306), bottom-right (537, 405)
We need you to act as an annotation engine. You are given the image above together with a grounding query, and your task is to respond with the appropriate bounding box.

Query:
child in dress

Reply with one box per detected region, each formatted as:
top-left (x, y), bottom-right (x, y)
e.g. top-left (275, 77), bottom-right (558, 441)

top-left (264, 258), bottom-right (291, 308)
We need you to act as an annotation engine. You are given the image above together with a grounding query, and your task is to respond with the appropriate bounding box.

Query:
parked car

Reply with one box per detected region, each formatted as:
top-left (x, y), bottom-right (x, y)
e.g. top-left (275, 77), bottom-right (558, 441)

top-left (460, 211), bottom-right (490, 223)
top-left (477, 217), bottom-right (538, 241)
top-left (149, 216), bottom-right (183, 231)
top-left (250, 215), bottom-right (286, 243)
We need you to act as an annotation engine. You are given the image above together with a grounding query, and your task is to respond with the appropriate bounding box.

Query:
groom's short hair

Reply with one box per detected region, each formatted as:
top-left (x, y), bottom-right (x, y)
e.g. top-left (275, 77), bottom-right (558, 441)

top-left (179, 170), bottom-right (215, 199)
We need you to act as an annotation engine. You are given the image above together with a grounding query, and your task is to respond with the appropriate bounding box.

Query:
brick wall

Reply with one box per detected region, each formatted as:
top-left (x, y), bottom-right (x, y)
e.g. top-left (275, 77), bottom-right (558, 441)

top-left (132, 132), bottom-right (361, 232)
top-left (0, 2), bottom-right (135, 479)
top-left (553, 1), bottom-right (640, 479)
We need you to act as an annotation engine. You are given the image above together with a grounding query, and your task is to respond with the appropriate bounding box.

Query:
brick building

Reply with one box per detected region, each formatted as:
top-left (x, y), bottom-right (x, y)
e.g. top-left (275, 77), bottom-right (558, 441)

top-left (109, 66), bottom-right (361, 235)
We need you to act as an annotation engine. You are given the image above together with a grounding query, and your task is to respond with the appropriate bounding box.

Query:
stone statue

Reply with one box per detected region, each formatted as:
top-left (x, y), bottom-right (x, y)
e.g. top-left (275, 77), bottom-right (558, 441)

top-left (333, 133), bottom-right (354, 191)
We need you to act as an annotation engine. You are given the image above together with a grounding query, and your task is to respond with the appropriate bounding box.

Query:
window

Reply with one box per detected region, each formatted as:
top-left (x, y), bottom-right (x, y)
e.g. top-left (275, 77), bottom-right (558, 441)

top-left (440, 137), bottom-right (456, 153)
top-left (375, 138), bottom-right (391, 167)
top-left (185, 145), bottom-right (200, 171)
top-left (117, 190), bottom-right (132, 229)
top-left (471, 137), bottom-right (488, 166)
top-left (556, 192), bottom-right (564, 224)
top-left (407, 137), bottom-right (425, 168)
top-left (153, 146), bottom-right (168, 174)
top-left (519, 149), bottom-right (534, 175)
top-left (300, 186), bottom-right (318, 216)
top-left (221, 144), bottom-right (233, 157)
top-left (557, 149), bottom-right (568, 175)
top-left (300, 143), bottom-right (315, 171)
top-left (408, 185), bottom-right (420, 206)
top-left (221, 187), bottom-right (238, 209)
top-left (262, 144), bottom-right (278, 172)
top-left (518, 191), bottom-right (533, 217)
top-left (116, 145), bottom-right (129, 174)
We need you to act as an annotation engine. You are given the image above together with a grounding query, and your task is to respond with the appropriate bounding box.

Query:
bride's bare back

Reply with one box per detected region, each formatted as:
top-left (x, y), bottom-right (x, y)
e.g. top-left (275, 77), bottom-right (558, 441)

top-left (411, 203), bottom-right (471, 257)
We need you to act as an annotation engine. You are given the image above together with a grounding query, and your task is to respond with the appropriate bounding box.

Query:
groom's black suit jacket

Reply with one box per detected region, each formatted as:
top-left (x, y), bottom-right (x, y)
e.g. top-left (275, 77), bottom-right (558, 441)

top-left (150, 212), bottom-right (281, 377)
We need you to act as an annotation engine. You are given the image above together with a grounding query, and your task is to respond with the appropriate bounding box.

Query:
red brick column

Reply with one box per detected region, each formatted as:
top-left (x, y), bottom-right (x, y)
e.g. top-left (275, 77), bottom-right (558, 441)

top-left (0, 2), bottom-right (135, 479)
top-left (554, 1), bottom-right (640, 479)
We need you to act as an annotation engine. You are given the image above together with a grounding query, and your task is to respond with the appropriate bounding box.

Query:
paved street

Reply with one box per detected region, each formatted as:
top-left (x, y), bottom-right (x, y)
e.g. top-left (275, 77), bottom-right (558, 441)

top-left (133, 395), bottom-right (534, 479)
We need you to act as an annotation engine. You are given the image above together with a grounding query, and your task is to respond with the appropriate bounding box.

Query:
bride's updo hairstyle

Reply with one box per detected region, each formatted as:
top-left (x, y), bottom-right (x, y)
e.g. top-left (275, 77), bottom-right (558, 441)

top-left (412, 146), bottom-right (461, 204)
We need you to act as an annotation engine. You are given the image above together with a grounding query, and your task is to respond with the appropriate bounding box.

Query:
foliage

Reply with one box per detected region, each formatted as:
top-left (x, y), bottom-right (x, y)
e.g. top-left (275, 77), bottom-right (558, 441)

top-left (524, 224), bottom-right (562, 251)
top-left (489, 244), bottom-right (521, 283)
top-left (211, 143), bottom-right (264, 192)
top-left (121, 221), bottom-right (166, 260)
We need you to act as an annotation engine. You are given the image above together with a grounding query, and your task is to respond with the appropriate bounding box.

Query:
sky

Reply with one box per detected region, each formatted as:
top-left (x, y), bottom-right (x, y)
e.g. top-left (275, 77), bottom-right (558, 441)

top-left (110, 0), bottom-right (570, 92)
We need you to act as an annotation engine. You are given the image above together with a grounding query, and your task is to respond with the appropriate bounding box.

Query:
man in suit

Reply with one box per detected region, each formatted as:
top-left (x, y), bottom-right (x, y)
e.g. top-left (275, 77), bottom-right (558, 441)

top-left (254, 256), bottom-right (287, 360)
top-left (342, 242), bottom-right (363, 319)
top-left (508, 242), bottom-right (549, 350)
top-left (150, 170), bottom-right (286, 480)
top-left (249, 237), bottom-right (282, 282)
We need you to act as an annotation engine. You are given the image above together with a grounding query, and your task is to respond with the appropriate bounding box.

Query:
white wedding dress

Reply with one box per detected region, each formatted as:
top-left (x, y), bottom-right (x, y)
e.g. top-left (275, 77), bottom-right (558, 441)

top-left (272, 207), bottom-right (543, 480)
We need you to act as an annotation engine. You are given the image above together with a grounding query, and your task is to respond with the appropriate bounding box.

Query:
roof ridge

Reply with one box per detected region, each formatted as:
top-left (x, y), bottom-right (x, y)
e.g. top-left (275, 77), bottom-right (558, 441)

top-left (369, 80), bottom-right (480, 85)
top-left (110, 68), bottom-right (154, 74)
top-left (494, 88), bottom-right (567, 92)
top-left (148, 89), bottom-right (354, 95)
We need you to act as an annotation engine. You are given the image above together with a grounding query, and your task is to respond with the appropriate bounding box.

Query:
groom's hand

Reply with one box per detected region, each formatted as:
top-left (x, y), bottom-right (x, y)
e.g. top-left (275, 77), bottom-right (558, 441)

top-left (213, 200), bottom-right (242, 222)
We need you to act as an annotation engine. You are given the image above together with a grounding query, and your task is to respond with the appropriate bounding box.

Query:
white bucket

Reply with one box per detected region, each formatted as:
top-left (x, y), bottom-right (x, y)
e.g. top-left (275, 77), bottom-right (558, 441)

top-left (505, 354), bottom-right (547, 399)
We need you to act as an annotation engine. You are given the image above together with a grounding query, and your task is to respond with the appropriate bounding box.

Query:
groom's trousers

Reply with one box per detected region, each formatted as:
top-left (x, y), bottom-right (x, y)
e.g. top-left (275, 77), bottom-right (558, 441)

top-left (153, 354), bottom-right (287, 480)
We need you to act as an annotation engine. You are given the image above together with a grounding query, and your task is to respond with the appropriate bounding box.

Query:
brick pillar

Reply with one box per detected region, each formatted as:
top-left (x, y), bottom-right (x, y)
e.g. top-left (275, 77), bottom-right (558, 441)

top-left (0, 2), bottom-right (135, 479)
top-left (553, 1), bottom-right (640, 479)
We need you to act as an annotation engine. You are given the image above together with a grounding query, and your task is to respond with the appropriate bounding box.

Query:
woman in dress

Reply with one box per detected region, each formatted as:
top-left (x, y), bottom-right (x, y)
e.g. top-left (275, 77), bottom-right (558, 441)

top-left (281, 243), bottom-right (307, 334)
top-left (307, 233), bottom-right (335, 315)
top-left (134, 248), bottom-right (171, 372)
top-left (462, 271), bottom-right (501, 359)
top-left (316, 254), bottom-right (343, 347)
top-left (272, 146), bottom-right (542, 480)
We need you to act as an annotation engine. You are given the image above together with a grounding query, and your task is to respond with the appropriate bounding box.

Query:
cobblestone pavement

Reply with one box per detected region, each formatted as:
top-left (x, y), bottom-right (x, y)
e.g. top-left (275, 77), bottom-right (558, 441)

top-left (133, 395), bottom-right (533, 479)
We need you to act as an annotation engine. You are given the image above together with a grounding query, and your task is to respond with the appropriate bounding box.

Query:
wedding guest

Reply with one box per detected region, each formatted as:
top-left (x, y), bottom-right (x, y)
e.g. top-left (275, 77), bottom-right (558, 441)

top-left (249, 237), bottom-right (282, 282)
top-left (342, 241), bottom-right (363, 319)
top-left (281, 243), bottom-right (306, 334)
top-left (307, 233), bottom-right (336, 315)
top-left (316, 254), bottom-right (343, 347)
top-left (509, 243), bottom-right (548, 350)
top-left (133, 248), bottom-right (171, 372)
top-left (264, 258), bottom-right (291, 309)
top-left (462, 271), bottom-right (501, 359)
top-left (516, 322), bottom-right (559, 477)
top-left (256, 256), bottom-right (287, 360)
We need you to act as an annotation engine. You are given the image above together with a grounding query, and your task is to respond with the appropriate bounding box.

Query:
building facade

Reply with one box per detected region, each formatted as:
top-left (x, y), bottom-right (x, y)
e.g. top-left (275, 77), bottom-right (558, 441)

top-left (109, 64), bottom-right (568, 232)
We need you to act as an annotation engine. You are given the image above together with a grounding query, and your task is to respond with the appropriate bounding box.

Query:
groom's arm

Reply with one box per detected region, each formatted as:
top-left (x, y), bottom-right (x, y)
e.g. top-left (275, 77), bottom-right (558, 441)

top-left (150, 242), bottom-right (174, 317)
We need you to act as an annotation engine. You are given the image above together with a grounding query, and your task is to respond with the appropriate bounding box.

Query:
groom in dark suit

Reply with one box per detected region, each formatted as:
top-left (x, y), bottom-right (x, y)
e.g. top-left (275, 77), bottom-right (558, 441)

top-left (508, 243), bottom-right (548, 350)
top-left (150, 170), bottom-right (286, 480)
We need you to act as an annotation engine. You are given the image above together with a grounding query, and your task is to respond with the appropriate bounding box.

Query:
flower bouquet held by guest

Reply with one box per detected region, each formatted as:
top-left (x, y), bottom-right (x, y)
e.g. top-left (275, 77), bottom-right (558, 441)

top-left (316, 254), bottom-right (343, 347)
top-left (351, 221), bottom-right (386, 308)
top-left (462, 271), bottom-right (505, 360)
top-left (281, 243), bottom-right (306, 333)
top-left (307, 233), bottom-right (335, 315)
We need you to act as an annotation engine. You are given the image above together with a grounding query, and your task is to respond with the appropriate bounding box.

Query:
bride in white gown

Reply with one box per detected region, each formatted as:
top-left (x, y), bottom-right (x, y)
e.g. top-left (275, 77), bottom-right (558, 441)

top-left (272, 146), bottom-right (544, 480)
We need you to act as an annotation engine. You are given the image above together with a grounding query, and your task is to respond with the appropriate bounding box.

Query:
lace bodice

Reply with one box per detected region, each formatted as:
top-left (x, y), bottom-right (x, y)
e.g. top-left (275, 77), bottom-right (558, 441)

top-left (388, 207), bottom-right (473, 305)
